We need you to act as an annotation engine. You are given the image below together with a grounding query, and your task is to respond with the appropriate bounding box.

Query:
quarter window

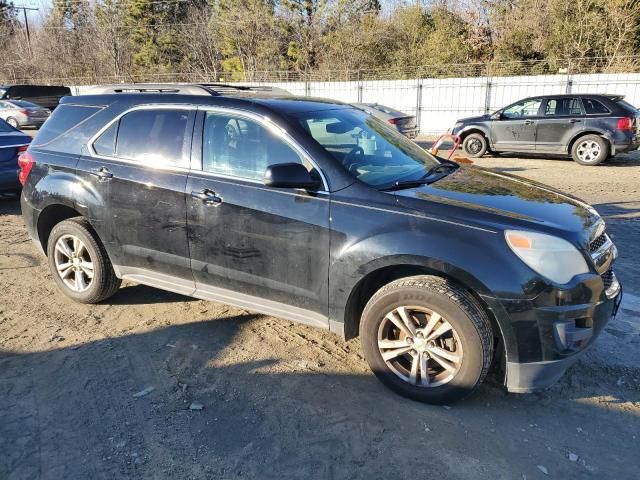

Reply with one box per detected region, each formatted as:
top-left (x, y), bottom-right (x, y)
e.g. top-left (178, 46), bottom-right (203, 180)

top-left (93, 122), bottom-right (117, 157)
top-left (114, 109), bottom-right (191, 167)
top-left (502, 99), bottom-right (542, 119)
top-left (202, 111), bottom-right (305, 181)
top-left (544, 98), bottom-right (582, 116)
top-left (583, 98), bottom-right (610, 115)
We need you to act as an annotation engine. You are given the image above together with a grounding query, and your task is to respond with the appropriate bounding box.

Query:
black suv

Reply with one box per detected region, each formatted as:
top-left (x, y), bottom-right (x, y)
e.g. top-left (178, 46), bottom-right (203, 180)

top-left (20, 90), bottom-right (622, 404)
top-left (452, 94), bottom-right (639, 165)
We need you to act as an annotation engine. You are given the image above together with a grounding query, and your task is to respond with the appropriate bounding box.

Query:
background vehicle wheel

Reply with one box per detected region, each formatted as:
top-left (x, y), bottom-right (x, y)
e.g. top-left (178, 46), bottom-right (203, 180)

top-left (360, 275), bottom-right (493, 404)
top-left (571, 135), bottom-right (608, 165)
top-left (462, 133), bottom-right (488, 158)
top-left (47, 217), bottom-right (121, 303)
top-left (6, 117), bottom-right (19, 128)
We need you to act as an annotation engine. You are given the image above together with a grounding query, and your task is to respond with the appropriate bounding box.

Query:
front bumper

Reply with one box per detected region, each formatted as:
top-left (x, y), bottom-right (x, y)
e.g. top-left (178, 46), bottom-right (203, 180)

top-left (503, 281), bottom-right (623, 393)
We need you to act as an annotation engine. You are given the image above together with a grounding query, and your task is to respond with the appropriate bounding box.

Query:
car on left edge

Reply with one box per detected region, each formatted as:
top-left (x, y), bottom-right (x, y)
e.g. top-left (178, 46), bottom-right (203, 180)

top-left (0, 117), bottom-right (31, 194)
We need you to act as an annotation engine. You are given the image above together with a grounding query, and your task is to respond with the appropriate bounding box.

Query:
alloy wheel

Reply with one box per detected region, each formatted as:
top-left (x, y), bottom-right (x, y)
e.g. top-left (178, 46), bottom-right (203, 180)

top-left (377, 306), bottom-right (463, 387)
top-left (54, 234), bottom-right (94, 292)
top-left (576, 140), bottom-right (601, 163)
top-left (466, 138), bottom-right (482, 155)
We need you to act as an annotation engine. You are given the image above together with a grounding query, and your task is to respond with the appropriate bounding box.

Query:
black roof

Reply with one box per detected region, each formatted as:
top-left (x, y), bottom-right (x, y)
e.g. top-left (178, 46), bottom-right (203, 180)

top-left (523, 93), bottom-right (625, 100)
top-left (61, 92), bottom-right (352, 116)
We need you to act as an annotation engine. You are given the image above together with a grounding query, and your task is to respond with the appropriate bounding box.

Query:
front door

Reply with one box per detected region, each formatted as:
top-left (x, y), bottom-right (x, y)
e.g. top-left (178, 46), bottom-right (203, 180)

top-left (186, 109), bottom-right (330, 327)
top-left (535, 97), bottom-right (585, 153)
top-left (491, 98), bottom-right (542, 152)
top-left (77, 106), bottom-right (195, 287)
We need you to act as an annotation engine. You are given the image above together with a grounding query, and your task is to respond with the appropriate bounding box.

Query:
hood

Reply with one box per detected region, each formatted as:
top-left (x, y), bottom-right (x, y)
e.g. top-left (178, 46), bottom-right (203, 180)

top-left (456, 114), bottom-right (490, 124)
top-left (394, 166), bottom-right (602, 242)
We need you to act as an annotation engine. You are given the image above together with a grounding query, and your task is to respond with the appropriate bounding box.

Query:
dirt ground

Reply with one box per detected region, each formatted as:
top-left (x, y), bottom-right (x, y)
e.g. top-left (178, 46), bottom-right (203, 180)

top-left (1, 148), bottom-right (640, 480)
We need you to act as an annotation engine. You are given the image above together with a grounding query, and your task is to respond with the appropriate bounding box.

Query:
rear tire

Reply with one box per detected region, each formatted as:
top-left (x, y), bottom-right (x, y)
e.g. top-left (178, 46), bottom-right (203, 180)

top-left (462, 133), bottom-right (488, 158)
top-left (360, 275), bottom-right (493, 404)
top-left (47, 217), bottom-right (121, 303)
top-left (6, 117), bottom-right (19, 129)
top-left (571, 134), bottom-right (608, 165)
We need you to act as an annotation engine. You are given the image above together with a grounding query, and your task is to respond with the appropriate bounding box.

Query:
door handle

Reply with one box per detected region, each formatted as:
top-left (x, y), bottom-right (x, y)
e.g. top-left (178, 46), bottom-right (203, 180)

top-left (569, 119), bottom-right (582, 123)
top-left (191, 189), bottom-right (222, 206)
top-left (89, 167), bottom-right (113, 181)
top-left (523, 119), bottom-right (534, 125)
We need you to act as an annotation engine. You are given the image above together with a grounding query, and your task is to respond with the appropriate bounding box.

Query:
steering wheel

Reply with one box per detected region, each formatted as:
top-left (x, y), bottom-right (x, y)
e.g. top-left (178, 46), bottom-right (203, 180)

top-left (342, 146), bottom-right (365, 174)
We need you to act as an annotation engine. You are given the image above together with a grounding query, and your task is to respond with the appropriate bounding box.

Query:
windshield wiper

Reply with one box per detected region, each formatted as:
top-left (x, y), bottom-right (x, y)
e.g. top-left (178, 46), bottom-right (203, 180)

top-left (379, 162), bottom-right (460, 191)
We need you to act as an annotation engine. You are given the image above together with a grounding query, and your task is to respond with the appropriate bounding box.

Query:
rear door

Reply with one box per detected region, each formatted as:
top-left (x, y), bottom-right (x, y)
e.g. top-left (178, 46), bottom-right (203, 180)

top-left (186, 108), bottom-right (330, 326)
top-left (78, 106), bottom-right (196, 289)
top-left (535, 97), bottom-right (584, 152)
top-left (490, 98), bottom-right (542, 152)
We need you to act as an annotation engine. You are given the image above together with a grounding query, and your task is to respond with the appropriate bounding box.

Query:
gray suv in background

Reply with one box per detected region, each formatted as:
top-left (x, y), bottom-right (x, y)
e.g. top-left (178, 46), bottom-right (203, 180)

top-left (451, 94), bottom-right (639, 165)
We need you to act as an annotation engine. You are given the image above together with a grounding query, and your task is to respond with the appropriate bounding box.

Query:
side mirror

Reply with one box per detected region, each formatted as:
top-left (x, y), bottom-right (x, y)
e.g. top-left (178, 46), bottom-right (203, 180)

top-left (490, 112), bottom-right (502, 120)
top-left (263, 163), bottom-right (321, 190)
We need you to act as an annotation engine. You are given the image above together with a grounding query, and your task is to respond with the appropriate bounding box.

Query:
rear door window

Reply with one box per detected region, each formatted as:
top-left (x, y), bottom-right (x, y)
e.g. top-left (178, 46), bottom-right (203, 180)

top-left (583, 98), bottom-right (610, 115)
top-left (32, 104), bottom-right (102, 146)
top-left (544, 98), bottom-right (582, 116)
top-left (114, 108), bottom-right (192, 168)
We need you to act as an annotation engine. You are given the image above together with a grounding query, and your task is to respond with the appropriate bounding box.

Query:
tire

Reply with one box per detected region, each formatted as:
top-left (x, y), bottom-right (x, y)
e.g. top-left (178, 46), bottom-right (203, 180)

top-left (571, 134), bottom-right (609, 166)
top-left (46, 217), bottom-right (121, 303)
top-left (6, 117), bottom-right (19, 129)
top-left (462, 133), bottom-right (488, 158)
top-left (360, 275), bottom-right (493, 404)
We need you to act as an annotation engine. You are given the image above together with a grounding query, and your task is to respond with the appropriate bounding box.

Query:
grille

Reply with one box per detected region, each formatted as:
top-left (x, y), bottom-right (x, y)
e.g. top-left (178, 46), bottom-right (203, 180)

top-left (590, 232), bottom-right (607, 253)
top-left (601, 268), bottom-right (614, 290)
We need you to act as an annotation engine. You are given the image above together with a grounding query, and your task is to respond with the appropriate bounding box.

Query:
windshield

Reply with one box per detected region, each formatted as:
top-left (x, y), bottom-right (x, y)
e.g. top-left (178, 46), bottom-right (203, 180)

top-left (293, 108), bottom-right (438, 188)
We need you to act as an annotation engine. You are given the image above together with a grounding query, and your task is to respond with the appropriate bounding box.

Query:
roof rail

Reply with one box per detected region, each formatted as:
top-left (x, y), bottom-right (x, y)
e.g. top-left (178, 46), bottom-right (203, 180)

top-left (81, 83), bottom-right (291, 97)
top-left (82, 84), bottom-right (213, 96)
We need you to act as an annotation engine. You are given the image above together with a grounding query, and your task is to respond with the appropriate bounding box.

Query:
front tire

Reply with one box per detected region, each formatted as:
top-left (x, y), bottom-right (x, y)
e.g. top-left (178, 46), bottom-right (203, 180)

top-left (360, 276), bottom-right (493, 404)
top-left (6, 117), bottom-right (19, 129)
top-left (462, 133), bottom-right (489, 158)
top-left (47, 218), bottom-right (121, 303)
top-left (571, 134), bottom-right (608, 165)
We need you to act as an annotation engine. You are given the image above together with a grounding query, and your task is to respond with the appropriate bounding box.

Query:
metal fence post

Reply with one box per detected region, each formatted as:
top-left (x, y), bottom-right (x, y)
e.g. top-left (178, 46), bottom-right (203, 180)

top-left (305, 79), bottom-right (310, 97)
top-left (416, 77), bottom-right (423, 134)
top-left (357, 70), bottom-right (363, 103)
top-left (484, 62), bottom-right (492, 114)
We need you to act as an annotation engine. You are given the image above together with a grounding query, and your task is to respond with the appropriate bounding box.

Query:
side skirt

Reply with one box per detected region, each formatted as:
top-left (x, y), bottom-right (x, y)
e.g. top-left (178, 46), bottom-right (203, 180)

top-left (116, 266), bottom-right (330, 331)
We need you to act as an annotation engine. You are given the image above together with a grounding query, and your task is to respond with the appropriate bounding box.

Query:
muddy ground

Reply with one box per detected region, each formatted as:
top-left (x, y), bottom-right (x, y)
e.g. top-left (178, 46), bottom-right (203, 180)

top-left (1, 149), bottom-right (639, 479)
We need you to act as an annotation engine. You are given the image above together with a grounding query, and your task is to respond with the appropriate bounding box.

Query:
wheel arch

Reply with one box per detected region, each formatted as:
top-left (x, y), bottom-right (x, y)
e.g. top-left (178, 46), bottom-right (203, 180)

top-left (341, 260), bottom-right (505, 355)
top-left (567, 130), bottom-right (611, 155)
top-left (36, 203), bottom-right (85, 254)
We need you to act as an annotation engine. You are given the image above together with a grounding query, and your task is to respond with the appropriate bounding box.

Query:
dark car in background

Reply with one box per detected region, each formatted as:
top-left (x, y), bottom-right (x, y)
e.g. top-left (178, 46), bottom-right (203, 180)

top-left (0, 84), bottom-right (71, 111)
top-left (451, 94), bottom-right (639, 165)
top-left (0, 100), bottom-right (51, 128)
top-left (353, 103), bottom-right (418, 138)
top-left (0, 118), bottom-right (31, 193)
top-left (20, 91), bottom-right (621, 404)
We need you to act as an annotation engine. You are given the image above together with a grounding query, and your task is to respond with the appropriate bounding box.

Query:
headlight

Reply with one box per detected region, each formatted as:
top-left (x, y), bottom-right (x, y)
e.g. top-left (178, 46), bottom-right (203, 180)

top-left (505, 230), bottom-right (589, 284)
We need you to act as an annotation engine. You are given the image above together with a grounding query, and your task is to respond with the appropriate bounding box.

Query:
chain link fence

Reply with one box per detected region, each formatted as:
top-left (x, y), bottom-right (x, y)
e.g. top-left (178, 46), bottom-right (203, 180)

top-left (4, 56), bottom-right (640, 86)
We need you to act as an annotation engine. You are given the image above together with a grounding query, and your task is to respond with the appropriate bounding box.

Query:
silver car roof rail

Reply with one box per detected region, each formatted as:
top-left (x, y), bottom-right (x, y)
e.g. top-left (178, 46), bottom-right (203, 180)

top-left (82, 83), bottom-right (291, 97)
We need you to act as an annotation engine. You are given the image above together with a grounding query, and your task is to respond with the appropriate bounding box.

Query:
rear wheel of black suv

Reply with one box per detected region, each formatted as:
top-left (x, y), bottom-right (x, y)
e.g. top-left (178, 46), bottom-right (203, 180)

top-left (571, 134), bottom-right (609, 165)
top-left (462, 133), bottom-right (488, 158)
top-left (360, 275), bottom-right (493, 404)
top-left (47, 218), bottom-right (121, 303)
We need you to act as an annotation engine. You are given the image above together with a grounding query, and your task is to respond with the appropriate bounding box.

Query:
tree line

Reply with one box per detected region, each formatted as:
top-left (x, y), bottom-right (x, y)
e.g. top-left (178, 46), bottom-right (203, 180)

top-left (1, 0), bottom-right (639, 85)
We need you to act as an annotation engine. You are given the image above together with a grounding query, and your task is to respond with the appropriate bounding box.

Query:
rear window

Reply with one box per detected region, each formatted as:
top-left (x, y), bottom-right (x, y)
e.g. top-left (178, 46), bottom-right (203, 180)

top-left (583, 99), bottom-right (610, 115)
top-left (11, 100), bottom-right (39, 108)
top-left (32, 104), bottom-right (102, 146)
top-left (0, 118), bottom-right (17, 132)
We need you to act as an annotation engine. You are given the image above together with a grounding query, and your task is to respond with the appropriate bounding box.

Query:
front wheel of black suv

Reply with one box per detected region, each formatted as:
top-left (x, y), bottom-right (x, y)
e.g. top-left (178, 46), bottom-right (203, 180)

top-left (47, 218), bottom-right (121, 304)
top-left (571, 134), bottom-right (609, 165)
top-left (360, 275), bottom-right (493, 404)
top-left (462, 133), bottom-right (489, 158)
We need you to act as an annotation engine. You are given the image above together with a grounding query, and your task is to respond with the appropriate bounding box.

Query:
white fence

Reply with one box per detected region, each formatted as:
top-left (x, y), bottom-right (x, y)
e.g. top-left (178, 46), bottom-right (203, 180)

top-left (72, 72), bottom-right (640, 135)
